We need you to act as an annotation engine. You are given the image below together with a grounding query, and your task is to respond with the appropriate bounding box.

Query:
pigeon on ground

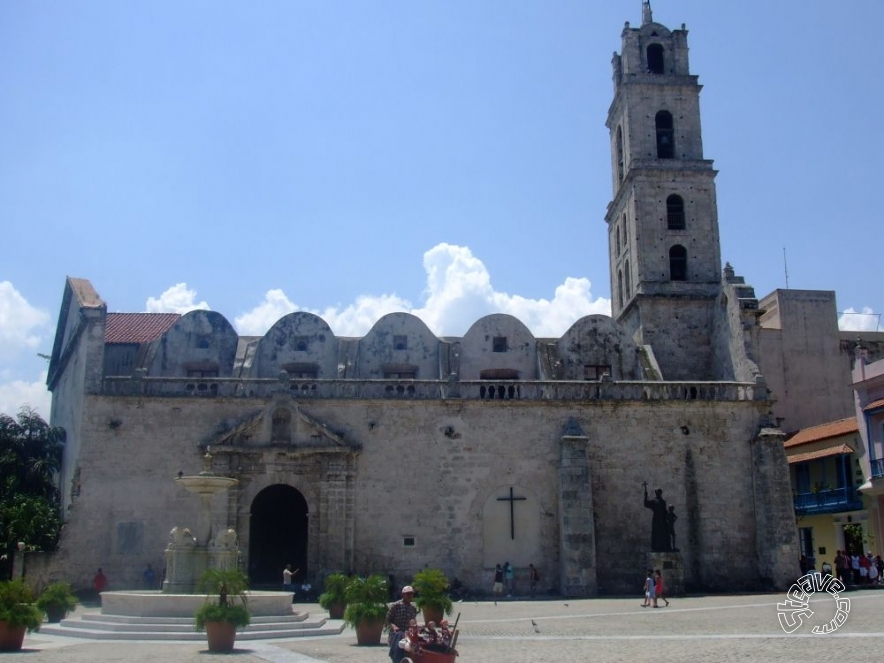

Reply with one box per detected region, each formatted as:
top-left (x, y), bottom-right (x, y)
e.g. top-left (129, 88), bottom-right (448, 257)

top-left (531, 619), bottom-right (540, 633)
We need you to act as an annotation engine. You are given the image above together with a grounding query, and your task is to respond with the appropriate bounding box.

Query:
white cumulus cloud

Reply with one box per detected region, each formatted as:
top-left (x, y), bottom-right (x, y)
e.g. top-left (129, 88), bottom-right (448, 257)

top-left (838, 307), bottom-right (883, 332)
top-left (235, 289), bottom-right (299, 336)
top-left (0, 371), bottom-right (51, 418)
top-left (232, 243), bottom-right (610, 337)
top-left (145, 283), bottom-right (211, 314)
top-left (0, 281), bottom-right (50, 362)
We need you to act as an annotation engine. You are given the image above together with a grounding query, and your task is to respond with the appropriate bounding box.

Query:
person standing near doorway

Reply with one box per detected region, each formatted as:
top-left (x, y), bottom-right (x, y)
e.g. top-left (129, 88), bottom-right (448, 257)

top-left (283, 564), bottom-right (297, 592)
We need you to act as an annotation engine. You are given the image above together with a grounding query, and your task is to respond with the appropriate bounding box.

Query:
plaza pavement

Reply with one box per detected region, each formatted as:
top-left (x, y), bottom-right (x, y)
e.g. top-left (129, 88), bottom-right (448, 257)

top-left (7, 589), bottom-right (884, 663)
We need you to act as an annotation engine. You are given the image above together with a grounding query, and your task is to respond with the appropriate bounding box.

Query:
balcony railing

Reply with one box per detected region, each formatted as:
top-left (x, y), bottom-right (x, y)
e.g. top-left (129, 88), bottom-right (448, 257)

top-left (100, 377), bottom-right (763, 402)
top-left (794, 486), bottom-right (864, 515)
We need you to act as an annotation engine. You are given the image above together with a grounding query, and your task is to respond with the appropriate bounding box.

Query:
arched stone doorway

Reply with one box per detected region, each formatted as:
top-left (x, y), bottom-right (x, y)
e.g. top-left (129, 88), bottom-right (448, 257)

top-left (249, 484), bottom-right (309, 587)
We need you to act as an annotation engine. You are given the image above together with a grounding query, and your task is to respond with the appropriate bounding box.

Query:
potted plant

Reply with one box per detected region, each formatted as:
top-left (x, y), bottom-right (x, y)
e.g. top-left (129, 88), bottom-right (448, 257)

top-left (342, 574), bottom-right (388, 645)
top-left (319, 572), bottom-right (350, 619)
top-left (36, 581), bottom-right (78, 623)
top-left (412, 568), bottom-right (453, 624)
top-left (0, 579), bottom-right (43, 651)
top-left (194, 568), bottom-right (251, 653)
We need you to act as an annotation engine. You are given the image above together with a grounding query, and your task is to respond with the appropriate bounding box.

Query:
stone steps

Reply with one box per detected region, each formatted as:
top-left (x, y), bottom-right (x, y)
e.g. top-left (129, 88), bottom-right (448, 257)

top-left (39, 611), bottom-right (346, 641)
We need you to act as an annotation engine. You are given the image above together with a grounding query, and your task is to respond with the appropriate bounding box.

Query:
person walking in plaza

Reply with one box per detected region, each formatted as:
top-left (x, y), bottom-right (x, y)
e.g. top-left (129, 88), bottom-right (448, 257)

top-left (642, 569), bottom-right (656, 608)
top-left (386, 585), bottom-right (418, 663)
top-left (654, 569), bottom-right (669, 607)
top-left (492, 564), bottom-right (504, 605)
top-left (529, 563), bottom-right (540, 598)
top-left (504, 561), bottom-right (514, 597)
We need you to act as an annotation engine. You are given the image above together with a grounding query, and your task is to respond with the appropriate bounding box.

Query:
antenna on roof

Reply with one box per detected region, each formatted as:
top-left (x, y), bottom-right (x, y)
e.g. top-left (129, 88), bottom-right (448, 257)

top-left (642, 0), bottom-right (653, 25)
top-left (783, 247), bottom-right (789, 289)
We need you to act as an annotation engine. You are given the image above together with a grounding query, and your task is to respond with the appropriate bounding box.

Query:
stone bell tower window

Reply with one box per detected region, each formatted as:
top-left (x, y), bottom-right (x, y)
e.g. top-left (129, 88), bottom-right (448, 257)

top-left (666, 195), bottom-right (686, 229)
top-left (669, 245), bottom-right (688, 281)
top-left (655, 111), bottom-right (675, 159)
top-left (647, 44), bottom-right (665, 74)
top-left (616, 126), bottom-right (625, 182)
top-left (624, 260), bottom-right (632, 297)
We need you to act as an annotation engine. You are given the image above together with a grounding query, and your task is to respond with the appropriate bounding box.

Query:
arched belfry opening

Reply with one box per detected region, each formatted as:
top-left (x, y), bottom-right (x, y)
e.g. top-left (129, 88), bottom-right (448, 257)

top-left (647, 43), bottom-right (665, 74)
top-left (249, 484), bottom-right (308, 587)
top-left (655, 111), bottom-right (675, 158)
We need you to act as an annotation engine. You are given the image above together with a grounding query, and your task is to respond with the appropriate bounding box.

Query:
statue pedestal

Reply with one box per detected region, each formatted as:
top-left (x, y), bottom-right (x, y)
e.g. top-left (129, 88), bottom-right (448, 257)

top-left (647, 551), bottom-right (684, 597)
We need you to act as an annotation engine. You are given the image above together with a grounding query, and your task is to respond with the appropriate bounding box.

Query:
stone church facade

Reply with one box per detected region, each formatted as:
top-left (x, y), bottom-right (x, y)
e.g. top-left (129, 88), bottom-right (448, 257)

top-left (35, 4), bottom-right (802, 596)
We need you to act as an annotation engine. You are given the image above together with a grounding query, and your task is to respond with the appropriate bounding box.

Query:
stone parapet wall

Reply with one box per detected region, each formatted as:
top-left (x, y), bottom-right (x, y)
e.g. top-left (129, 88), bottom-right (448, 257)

top-left (101, 377), bottom-right (763, 402)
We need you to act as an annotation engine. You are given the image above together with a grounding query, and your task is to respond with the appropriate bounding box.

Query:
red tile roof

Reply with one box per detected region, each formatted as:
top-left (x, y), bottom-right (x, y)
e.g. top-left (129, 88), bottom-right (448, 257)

top-left (105, 313), bottom-right (180, 344)
top-left (784, 417), bottom-right (858, 448)
top-left (864, 398), bottom-right (884, 412)
top-left (787, 443), bottom-right (855, 464)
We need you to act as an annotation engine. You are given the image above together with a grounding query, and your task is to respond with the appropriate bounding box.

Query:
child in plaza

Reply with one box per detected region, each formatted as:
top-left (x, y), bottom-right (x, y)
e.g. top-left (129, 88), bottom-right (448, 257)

top-left (642, 569), bottom-right (656, 607)
top-left (655, 569), bottom-right (669, 607)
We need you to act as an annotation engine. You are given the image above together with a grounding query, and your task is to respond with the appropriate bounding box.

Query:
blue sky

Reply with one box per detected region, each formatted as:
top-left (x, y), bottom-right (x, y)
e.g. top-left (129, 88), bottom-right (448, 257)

top-left (2, 0), bottom-right (882, 417)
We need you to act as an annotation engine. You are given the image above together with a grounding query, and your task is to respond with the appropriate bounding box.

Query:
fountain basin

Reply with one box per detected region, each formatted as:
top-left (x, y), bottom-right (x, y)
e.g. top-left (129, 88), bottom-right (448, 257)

top-left (100, 590), bottom-right (295, 618)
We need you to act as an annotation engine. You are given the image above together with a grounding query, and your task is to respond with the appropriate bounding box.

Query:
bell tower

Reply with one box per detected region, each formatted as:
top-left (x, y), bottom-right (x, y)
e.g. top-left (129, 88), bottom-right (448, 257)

top-left (605, 2), bottom-right (722, 380)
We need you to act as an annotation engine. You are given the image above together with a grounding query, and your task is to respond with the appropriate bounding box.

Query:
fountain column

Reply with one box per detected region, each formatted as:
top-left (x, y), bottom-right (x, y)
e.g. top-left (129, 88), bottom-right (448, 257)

top-left (163, 449), bottom-right (238, 593)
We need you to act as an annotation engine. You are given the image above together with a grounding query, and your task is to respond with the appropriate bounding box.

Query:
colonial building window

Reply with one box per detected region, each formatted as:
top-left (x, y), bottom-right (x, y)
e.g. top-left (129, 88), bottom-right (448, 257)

top-left (667, 194), bottom-right (686, 229)
top-left (655, 111), bottom-right (675, 159)
top-left (294, 336), bottom-right (308, 351)
top-left (669, 245), bottom-right (688, 281)
top-left (196, 337), bottom-right (210, 349)
top-left (383, 363), bottom-right (417, 379)
top-left (185, 361), bottom-right (219, 378)
top-left (647, 43), bottom-right (665, 74)
top-left (616, 125), bottom-right (625, 182)
top-left (492, 337), bottom-right (508, 353)
top-left (584, 365), bottom-right (612, 381)
top-left (393, 335), bottom-right (407, 350)
top-left (283, 362), bottom-right (319, 379)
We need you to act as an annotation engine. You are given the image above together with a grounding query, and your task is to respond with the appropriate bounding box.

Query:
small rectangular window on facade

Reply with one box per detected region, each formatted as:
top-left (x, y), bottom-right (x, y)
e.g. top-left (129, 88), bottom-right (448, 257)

top-left (403, 536), bottom-right (415, 547)
top-left (492, 337), bottom-right (508, 353)
top-left (393, 335), bottom-right (407, 350)
top-left (187, 369), bottom-right (219, 378)
top-left (584, 365), bottom-right (612, 381)
top-left (384, 370), bottom-right (416, 379)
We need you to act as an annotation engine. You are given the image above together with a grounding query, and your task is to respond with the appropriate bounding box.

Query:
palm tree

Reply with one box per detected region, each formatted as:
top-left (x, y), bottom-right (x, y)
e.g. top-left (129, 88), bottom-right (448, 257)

top-left (0, 407), bottom-right (65, 564)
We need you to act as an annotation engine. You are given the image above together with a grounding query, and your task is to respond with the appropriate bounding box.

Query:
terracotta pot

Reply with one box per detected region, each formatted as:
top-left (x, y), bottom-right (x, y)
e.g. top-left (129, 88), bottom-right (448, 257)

top-left (355, 617), bottom-right (384, 645)
top-left (205, 620), bottom-right (237, 653)
top-left (328, 601), bottom-right (346, 619)
top-left (421, 606), bottom-right (444, 625)
top-left (0, 621), bottom-right (27, 652)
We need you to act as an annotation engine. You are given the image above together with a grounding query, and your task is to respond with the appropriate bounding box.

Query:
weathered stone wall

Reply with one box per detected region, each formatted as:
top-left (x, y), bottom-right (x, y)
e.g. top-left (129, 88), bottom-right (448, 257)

top-left (252, 312), bottom-right (339, 379)
top-left (557, 315), bottom-right (641, 380)
top-left (148, 310), bottom-right (239, 378)
top-left (354, 312), bottom-right (441, 380)
top-left (459, 314), bottom-right (537, 380)
top-left (41, 391), bottom-right (789, 596)
top-left (758, 290), bottom-right (854, 433)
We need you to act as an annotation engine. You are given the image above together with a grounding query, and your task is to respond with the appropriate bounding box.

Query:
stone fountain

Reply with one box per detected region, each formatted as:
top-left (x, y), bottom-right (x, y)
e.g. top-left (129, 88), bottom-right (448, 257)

top-left (163, 447), bottom-right (240, 593)
top-left (94, 449), bottom-right (295, 619)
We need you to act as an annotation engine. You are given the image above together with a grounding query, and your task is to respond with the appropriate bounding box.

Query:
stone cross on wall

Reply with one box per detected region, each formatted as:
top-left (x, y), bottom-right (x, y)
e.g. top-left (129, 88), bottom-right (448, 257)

top-left (497, 486), bottom-right (527, 540)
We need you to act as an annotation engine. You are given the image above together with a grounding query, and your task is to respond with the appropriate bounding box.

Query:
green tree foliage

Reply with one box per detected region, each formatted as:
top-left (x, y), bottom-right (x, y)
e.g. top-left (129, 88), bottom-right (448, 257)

top-left (0, 407), bottom-right (65, 555)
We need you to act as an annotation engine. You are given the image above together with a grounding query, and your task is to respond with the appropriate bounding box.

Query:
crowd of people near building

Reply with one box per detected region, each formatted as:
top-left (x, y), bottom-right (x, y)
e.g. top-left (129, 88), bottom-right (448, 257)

top-left (802, 551), bottom-right (884, 585)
